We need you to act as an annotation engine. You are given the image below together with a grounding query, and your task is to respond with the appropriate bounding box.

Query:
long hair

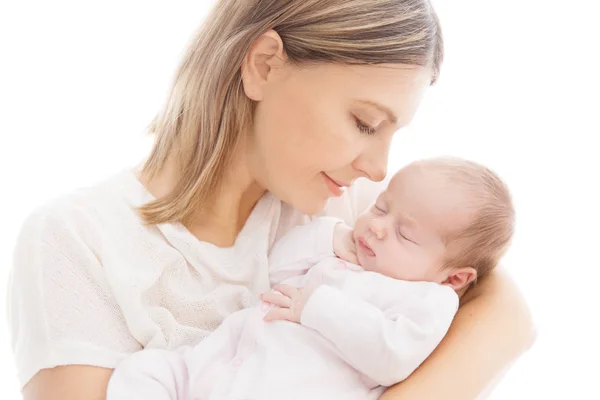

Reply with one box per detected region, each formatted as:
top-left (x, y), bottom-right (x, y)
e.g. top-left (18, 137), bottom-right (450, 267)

top-left (139, 0), bottom-right (444, 225)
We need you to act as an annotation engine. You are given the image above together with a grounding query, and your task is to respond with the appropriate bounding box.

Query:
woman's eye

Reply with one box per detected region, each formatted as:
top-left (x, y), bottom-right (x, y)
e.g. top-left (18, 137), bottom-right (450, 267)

top-left (355, 117), bottom-right (377, 135)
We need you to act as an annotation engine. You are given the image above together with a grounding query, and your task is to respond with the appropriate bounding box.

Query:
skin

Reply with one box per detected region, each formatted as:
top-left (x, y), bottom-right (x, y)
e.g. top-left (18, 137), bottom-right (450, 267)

top-left (23, 30), bottom-right (535, 400)
top-left (243, 34), bottom-right (430, 217)
top-left (353, 164), bottom-right (477, 289)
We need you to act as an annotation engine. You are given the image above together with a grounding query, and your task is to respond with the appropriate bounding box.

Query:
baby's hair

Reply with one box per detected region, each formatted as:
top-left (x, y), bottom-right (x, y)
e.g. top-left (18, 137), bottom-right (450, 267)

top-left (416, 157), bottom-right (515, 281)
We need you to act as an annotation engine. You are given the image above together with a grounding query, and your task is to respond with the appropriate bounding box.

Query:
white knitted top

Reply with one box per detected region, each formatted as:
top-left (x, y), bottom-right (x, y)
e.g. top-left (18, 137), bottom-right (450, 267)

top-left (7, 169), bottom-right (383, 388)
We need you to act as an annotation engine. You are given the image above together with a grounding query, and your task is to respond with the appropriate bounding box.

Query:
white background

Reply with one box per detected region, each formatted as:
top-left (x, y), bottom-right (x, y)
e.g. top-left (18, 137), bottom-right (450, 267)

top-left (1, 0), bottom-right (599, 398)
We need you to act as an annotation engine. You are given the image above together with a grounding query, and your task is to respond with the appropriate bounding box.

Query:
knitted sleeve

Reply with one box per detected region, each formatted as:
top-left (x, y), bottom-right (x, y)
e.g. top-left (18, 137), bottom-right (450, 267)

top-left (7, 202), bottom-right (141, 389)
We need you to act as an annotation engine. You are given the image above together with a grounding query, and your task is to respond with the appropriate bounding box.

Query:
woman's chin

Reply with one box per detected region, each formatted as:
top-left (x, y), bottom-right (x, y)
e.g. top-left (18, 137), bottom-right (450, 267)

top-left (285, 193), bottom-right (330, 216)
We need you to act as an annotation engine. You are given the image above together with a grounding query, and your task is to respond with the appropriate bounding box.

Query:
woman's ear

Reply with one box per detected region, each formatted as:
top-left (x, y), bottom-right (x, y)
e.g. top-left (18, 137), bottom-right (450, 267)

top-left (240, 29), bottom-right (287, 101)
top-left (442, 267), bottom-right (477, 291)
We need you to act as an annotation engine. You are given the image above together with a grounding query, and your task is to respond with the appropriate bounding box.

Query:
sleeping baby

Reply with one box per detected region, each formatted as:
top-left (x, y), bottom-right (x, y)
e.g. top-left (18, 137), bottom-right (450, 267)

top-left (107, 157), bottom-right (515, 400)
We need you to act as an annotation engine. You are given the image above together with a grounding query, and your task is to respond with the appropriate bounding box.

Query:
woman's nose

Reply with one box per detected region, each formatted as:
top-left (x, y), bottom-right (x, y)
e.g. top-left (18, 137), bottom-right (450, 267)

top-left (353, 140), bottom-right (389, 182)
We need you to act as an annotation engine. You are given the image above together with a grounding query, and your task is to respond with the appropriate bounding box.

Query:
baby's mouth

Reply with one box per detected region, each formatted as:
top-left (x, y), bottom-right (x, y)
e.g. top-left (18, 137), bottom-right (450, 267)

top-left (357, 237), bottom-right (376, 257)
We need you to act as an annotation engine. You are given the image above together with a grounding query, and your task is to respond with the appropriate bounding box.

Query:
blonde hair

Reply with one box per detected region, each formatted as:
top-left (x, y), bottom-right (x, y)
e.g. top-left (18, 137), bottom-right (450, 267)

top-left (140, 0), bottom-right (444, 225)
top-left (418, 157), bottom-right (515, 280)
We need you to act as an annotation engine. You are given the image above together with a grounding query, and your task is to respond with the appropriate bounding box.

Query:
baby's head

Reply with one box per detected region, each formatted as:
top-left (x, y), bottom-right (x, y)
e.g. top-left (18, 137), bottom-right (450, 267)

top-left (353, 157), bottom-right (514, 293)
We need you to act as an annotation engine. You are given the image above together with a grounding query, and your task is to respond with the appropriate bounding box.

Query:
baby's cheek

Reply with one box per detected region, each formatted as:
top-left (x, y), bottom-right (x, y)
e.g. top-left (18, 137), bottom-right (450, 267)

top-left (378, 251), bottom-right (396, 269)
top-left (382, 250), bottom-right (412, 280)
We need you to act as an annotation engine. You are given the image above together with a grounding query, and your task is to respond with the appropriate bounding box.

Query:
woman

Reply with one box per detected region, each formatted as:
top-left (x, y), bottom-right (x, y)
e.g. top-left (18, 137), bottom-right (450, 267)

top-left (8, 0), bottom-right (535, 399)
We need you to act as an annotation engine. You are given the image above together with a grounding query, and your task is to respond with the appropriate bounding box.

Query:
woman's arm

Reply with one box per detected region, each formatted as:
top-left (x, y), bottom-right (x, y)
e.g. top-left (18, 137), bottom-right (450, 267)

top-left (23, 366), bottom-right (114, 400)
top-left (380, 268), bottom-right (536, 400)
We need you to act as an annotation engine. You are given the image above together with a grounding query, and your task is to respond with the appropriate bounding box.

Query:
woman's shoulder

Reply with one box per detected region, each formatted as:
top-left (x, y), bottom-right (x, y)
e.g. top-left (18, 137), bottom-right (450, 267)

top-left (11, 169), bottom-right (154, 312)
top-left (17, 170), bottom-right (146, 249)
top-left (9, 171), bottom-right (148, 389)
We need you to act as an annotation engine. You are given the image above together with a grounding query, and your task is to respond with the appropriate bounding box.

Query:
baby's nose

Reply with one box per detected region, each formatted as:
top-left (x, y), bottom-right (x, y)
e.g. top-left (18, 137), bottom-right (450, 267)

top-left (369, 220), bottom-right (386, 239)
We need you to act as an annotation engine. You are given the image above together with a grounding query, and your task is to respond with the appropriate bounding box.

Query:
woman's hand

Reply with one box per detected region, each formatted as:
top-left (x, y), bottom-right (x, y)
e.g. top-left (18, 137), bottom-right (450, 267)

top-left (261, 284), bottom-right (317, 324)
top-left (379, 268), bottom-right (536, 400)
top-left (333, 222), bottom-right (358, 264)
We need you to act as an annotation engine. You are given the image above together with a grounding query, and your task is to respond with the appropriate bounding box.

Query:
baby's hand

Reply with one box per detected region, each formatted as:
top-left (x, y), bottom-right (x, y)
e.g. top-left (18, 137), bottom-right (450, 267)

top-left (333, 222), bottom-right (358, 265)
top-left (261, 284), bottom-right (315, 324)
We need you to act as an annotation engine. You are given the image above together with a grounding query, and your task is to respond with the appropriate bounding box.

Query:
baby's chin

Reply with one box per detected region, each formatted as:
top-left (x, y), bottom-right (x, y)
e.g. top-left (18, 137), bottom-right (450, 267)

top-left (361, 264), bottom-right (376, 273)
top-left (356, 253), bottom-right (375, 272)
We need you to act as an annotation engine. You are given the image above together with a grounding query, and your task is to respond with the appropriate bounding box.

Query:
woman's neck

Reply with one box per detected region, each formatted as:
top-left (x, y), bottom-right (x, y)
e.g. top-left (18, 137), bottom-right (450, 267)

top-left (139, 153), bottom-right (265, 247)
top-left (189, 174), bottom-right (265, 247)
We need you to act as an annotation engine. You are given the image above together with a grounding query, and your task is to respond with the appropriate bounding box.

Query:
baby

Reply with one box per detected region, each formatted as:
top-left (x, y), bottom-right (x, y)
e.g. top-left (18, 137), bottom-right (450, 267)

top-left (107, 157), bottom-right (514, 400)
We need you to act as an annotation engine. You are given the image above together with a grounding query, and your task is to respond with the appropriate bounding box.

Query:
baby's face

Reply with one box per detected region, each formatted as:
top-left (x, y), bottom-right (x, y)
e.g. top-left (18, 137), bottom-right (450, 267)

top-left (353, 165), bottom-right (470, 283)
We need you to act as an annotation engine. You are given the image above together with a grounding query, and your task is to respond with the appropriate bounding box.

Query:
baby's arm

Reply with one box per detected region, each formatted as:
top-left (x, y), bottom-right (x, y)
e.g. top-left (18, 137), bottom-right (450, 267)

top-left (268, 217), bottom-right (342, 285)
top-left (107, 304), bottom-right (248, 400)
top-left (300, 275), bottom-right (459, 387)
top-left (106, 348), bottom-right (190, 400)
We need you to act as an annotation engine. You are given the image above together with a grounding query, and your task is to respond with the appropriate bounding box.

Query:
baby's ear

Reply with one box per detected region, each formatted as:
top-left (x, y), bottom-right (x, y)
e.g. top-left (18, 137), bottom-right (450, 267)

top-left (442, 267), bottom-right (477, 291)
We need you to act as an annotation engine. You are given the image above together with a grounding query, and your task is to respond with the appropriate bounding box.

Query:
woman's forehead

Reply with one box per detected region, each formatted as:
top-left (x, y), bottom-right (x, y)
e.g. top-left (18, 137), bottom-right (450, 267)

top-left (301, 63), bottom-right (432, 124)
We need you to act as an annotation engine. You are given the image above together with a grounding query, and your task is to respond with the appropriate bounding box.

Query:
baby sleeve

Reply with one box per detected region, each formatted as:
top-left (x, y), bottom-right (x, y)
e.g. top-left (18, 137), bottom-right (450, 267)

top-left (301, 275), bottom-right (459, 387)
top-left (268, 217), bottom-right (341, 286)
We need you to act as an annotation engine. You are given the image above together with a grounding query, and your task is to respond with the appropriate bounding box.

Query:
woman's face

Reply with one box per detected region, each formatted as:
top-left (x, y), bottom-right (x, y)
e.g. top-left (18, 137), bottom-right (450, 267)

top-left (244, 36), bottom-right (432, 214)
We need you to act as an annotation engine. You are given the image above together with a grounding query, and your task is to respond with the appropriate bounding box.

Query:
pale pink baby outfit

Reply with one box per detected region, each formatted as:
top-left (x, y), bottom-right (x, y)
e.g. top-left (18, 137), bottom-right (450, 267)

top-left (107, 217), bottom-right (458, 400)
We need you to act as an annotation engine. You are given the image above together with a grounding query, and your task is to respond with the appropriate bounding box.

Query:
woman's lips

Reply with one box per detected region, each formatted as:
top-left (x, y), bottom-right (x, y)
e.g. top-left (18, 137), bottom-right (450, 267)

top-left (358, 237), bottom-right (375, 257)
top-left (322, 173), bottom-right (348, 197)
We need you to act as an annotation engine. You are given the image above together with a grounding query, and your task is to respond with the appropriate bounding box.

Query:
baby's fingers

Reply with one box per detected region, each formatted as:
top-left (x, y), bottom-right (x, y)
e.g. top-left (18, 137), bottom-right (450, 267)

top-left (260, 292), bottom-right (292, 308)
top-left (263, 307), bottom-right (294, 322)
top-left (272, 284), bottom-right (299, 298)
